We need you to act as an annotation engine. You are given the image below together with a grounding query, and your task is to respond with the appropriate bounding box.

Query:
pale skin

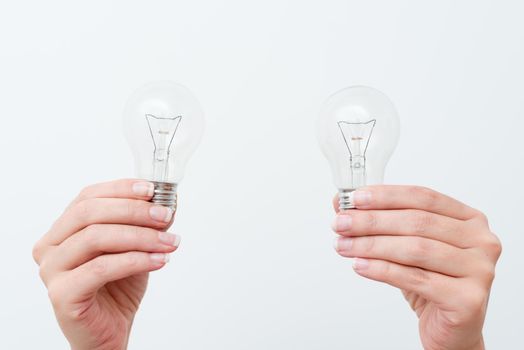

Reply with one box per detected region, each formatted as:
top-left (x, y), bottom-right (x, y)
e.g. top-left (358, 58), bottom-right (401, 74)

top-left (33, 180), bottom-right (501, 350)
top-left (332, 185), bottom-right (501, 350)
top-left (32, 179), bottom-right (179, 350)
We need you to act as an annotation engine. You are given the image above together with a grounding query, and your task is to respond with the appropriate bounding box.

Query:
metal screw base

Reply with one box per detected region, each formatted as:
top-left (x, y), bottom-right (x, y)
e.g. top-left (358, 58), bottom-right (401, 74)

top-left (338, 189), bottom-right (356, 210)
top-left (151, 181), bottom-right (177, 211)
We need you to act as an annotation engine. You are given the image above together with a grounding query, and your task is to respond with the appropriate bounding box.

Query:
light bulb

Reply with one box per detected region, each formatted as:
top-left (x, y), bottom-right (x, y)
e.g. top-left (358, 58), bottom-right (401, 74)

top-left (317, 86), bottom-right (400, 210)
top-left (123, 81), bottom-right (205, 210)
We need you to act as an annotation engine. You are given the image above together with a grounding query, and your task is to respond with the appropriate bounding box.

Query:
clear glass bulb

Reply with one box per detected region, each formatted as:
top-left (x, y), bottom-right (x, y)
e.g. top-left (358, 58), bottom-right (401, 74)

top-left (123, 81), bottom-right (205, 210)
top-left (317, 86), bottom-right (400, 210)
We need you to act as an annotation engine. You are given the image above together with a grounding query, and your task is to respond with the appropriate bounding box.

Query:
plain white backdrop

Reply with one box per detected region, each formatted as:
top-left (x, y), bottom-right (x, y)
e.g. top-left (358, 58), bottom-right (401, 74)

top-left (1, 0), bottom-right (523, 348)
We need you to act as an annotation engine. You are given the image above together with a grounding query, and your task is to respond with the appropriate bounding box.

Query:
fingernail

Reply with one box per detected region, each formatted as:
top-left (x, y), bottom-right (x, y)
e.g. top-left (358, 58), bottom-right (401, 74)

top-left (133, 181), bottom-right (154, 197)
top-left (158, 232), bottom-right (181, 247)
top-left (353, 190), bottom-right (372, 206)
top-left (150, 253), bottom-right (170, 264)
top-left (332, 215), bottom-right (352, 232)
top-left (335, 237), bottom-right (353, 252)
top-left (149, 206), bottom-right (173, 223)
top-left (353, 258), bottom-right (369, 271)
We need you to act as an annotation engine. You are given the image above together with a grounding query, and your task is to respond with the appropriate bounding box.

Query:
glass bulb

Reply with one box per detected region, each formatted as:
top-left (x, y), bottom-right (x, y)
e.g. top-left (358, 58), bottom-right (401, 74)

top-left (317, 86), bottom-right (400, 210)
top-left (123, 81), bottom-right (205, 210)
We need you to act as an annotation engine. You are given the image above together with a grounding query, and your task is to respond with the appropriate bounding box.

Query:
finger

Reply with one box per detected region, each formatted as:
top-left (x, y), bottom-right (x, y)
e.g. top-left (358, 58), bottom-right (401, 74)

top-left (335, 185), bottom-right (480, 220)
top-left (69, 179), bottom-right (155, 207)
top-left (44, 199), bottom-right (174, 246)
top-left (335, 235), bottom-right (485, 277)
top-left (33, 179), bottom-right (157, 265)
top-left (48, 252), bottom-right (170, 305)
top-left (39, 225), bottom-right (180, 281)
top-left (332, 209), bottom-right (472, 248)
top-left (351, 258), bottom-right (461, 307)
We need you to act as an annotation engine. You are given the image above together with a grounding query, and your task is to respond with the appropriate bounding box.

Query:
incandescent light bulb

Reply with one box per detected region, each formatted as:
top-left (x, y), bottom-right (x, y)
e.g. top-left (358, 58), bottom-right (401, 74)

top-left (317, 86), bottom-right (400, 210)
top-left (123, 81), bottom-right (205, 210)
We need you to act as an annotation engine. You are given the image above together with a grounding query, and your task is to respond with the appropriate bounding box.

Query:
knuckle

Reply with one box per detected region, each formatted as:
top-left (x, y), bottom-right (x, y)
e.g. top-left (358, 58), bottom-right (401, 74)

top-left (73, 199), bottom-right (94, 223)
top-left (38, 262), bottom-right (49, 283)
top-left (124, 200), bottom-right (140, 221)
top-left (122, 225), bottom-right (149, 245)
top-left (375, 260), bottom-right (391, 280)
top-left (406, 267), bottom-right (430, 289)
top-left (479, 233), bottom-right (502, 259)
top-left (32, 241), bottom-right (44, 265)
top-left (89, 257), bottom-right (108, 276)
top-left (479, 263), bottom-right (496, 284)
top-left (411, 211), bottom-right (433, 235)
top-left (83, 223), bottom-right (100, 235)
top-left (408, 238), bottom-right (432, 264)
top-left (362, 211), bottom-right (378, 231)
top-left (350, 237), bottom-right (371, 255)
top-left (454, 220), bottom-right (469, 238)
top-left (82, 225), bottom-right (102, 250)
top-left (77, 184), bottom-right (95, 201)
top-left (360, 236), bottom-right (376, 252)
top-left (487, 234), bottom-right (502, 259)
top-left (135, 227), bottom-right (152, 243)
top-left (124, 253), bottom-right (139, 268)
top-left (410, 186), bottom-right (439, 209)
top-left (111, 180), bottom-right (121, 195)
top-left (47, 281), bottom-right (64, 307)
top-left (36, 248), bottom-right (56, 284)
top-left (462, 287), bottom-right (488, 314)
top-left (128, 224), bottom-right (141, 237)
top-left (473, 211), bottom-right (489, 226)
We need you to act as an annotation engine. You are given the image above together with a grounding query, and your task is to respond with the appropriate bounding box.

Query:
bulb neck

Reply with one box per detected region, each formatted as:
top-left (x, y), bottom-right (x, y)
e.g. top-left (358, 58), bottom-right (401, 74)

top-left (151, 181), bottom-right (178, 211)
top-left (350, 156), bottom-right (366, 189)
top-left (338, 189), bottom-right (356, 210)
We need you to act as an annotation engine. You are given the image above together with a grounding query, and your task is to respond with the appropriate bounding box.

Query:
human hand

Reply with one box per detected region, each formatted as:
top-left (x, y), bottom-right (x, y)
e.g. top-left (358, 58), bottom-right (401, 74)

top-left (331, 185), bottom-right (501, 350)
top-left (32, 179), bottom-right (180, 350)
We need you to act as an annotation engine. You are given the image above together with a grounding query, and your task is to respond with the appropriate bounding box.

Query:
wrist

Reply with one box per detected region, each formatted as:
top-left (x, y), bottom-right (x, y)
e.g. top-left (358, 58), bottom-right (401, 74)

top-left (470, 336), bottom-right (485, 350)
top-left (71, 343), bottom-right (127, 350)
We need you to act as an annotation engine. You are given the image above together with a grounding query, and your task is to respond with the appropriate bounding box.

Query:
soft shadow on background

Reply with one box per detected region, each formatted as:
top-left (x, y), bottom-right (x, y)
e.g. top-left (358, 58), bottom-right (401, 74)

top-left (0, 0), bottom-right (523, 349)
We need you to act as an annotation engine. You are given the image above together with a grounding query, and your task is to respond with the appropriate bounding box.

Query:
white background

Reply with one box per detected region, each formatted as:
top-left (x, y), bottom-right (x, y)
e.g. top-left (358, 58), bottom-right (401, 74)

top-left (1, 0), bottom-right (523, 348)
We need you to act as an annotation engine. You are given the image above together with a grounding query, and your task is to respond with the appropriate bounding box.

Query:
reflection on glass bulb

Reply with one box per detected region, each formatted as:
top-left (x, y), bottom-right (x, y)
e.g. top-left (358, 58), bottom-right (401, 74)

top-left (123, 81), bottom-right (205, 210)
top-left (317, 86), bottom-right (400, 210)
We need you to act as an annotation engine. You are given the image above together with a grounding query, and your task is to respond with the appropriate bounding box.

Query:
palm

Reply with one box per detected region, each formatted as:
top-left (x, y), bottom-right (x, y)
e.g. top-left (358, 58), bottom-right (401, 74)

top-left (403, 290), bottom-right (455, 350)
top-left (74, 272), bottom-right (149, 349)
top-left (402, 290), bottom-right (482, 350)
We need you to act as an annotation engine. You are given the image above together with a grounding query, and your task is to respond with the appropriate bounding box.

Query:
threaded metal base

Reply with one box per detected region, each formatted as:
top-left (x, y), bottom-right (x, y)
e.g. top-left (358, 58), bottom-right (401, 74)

top-left (338, 189), bottom-right (356, 210)
top-left (151, 181), bottom-right (177, 210)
